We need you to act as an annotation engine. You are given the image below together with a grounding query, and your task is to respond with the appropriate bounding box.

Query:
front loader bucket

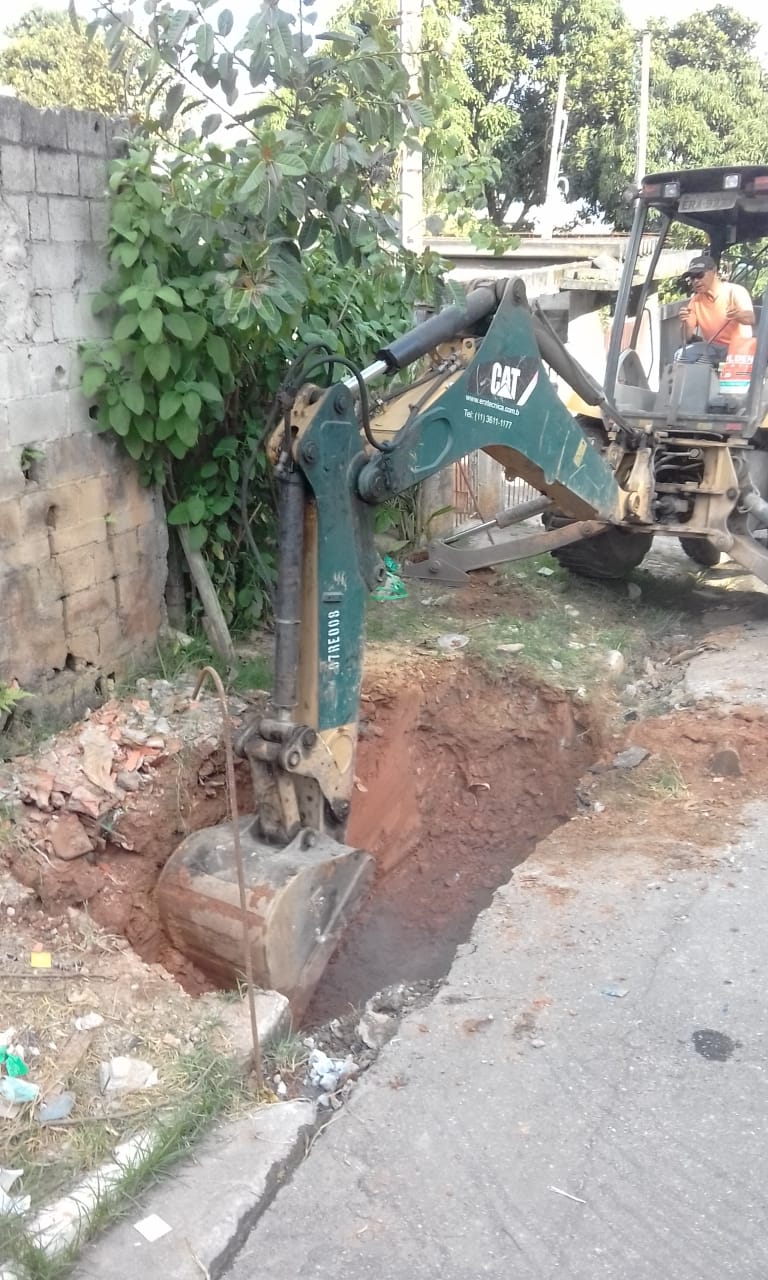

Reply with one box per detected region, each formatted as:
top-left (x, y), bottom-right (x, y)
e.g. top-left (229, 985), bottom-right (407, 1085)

top-left (157, 820), bottom-right (374, 1017)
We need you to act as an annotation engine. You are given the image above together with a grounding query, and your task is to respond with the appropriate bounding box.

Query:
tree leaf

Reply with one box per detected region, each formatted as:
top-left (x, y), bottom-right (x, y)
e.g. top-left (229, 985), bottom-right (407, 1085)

top-left (167, 435), bottom-right (190, 460)
top-left (146, 343), bottom-right (171, 380)
top-left (194, 380), bottom-right (223, 403)
top-left (82, 365), bottom-right (107, 396)
top-left (183, 390), bottom-right (202, 419)
top-left (185, 522), bottom-right (208, 550)
top-left (136, 180), bottom-right (163, 210)
top-left (109, 401), bottom-right (131, 435)
top-left (159, 389), bottom-right (182, 420)
top-left (156, 285), bottom-right (184, 307)
top-left (186, 493), bottom-right (206, 523)
top-left (164, 312), bottom-right (193, 341)
top-left (217, 8), bottom-right (233, 37)
top-left (167, 501), bottom-right (189, 525)
top-left (124, 430), bottom-right (144, 460)
top-left (113, 312), bottom-right (139, 341)
top-left (206, 334), bottom-right (231, 373)
top-left (201, 112), bottom-right (222, 137)
top-left (174, 416), bottom-right (199, 448)
top-left (120, 381), bottom-right (145, 415)
top-left (196, 23), bottom-right (215, 63)
top-left (139, 308), bottom-right (163, 343)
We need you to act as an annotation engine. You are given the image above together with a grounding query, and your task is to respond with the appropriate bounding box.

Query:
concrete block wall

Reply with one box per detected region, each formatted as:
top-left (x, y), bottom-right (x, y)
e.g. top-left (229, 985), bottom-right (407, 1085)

top-left (0, 97), bottom-right (168, 725)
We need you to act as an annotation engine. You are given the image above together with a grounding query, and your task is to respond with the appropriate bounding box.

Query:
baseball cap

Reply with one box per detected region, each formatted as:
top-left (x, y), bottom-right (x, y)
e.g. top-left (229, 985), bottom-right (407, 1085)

top-left (688, 254), bottom-right (717, 274)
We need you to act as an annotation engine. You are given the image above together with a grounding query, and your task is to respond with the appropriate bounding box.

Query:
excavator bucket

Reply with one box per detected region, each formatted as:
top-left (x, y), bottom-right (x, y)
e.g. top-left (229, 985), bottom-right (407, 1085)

top-left (157, 821), bottom-right (373, 1017)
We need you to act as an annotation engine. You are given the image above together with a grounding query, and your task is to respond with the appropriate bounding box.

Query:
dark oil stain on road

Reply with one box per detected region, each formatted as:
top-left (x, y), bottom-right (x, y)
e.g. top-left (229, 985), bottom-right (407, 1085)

top-left (692, 1029), bottom-right (740, 1061)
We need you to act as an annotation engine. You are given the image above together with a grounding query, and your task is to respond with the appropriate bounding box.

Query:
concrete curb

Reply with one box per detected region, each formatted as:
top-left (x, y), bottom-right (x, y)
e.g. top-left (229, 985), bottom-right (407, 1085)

top-left (72, 1098), bottom-right (317, 1279)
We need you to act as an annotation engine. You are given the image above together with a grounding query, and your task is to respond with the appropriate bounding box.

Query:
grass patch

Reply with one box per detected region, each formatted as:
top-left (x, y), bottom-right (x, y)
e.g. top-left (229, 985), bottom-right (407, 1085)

top-left (113, 633), bottom-right (272, 701)
top-left (366, 556), bottom-right (686, 691)
top-left (0, 1044), bottom-right (246, 1279)
top-left (264, 1033), bottom-right (310, 1078)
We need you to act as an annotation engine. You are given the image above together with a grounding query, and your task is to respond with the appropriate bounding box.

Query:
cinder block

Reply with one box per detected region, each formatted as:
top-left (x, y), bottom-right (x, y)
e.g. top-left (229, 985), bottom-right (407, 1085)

top-left (31, 242), bottom-right (77, 292)
top-left (78, 154), bottom-right (107, 198)
top-left (51, 291), bottom-right (107, 341)
top-left (48, 195), bottom-right (91, 242)
top-left (0, 497), bottom-right (23, 548)
top-left (1, 144), bottom-right (35, 192)
top-left (21, 104), bottom-right (67, 151)
top-left (89, 199), bottom-right (109, 244)
top-left (64, 627), bottom-right (101, 665)
top-left (8, 392), bottom-right (70, 446)
top-left (63, 580), bottom-right (117, 633)
top-left (0, 453), bottom-right (27, 500)
top-left (97, 615), bottom-right (126, 665)
top-left (103, 487), bottom-right (158, 535)
top-left (2, 193), bottom-right (30, 236)
top-left (47, 475), bottom-right (110, 528)
top-left (17, 485), bottom-right (58, 537)
top-left (66, 110), bottom-right (107, 156)
top-left (29, 195), bottom-right (49, 240)
top-left (36, 557), bottom-right (64, 601)
top-left (32, 293), bottom-right (54, 344)
top-left (117, 570), bottom-right (165, 633)
top-left (0, 344), bottom-right (72, 400)
top-left (0, 99), bottom-right (23, 144)
top-left (35, 149), bottom-right (78, 196)
top-left (98, 527), bottom-right (137, 577)
top-left (48, 515), bottom-right (105, 554)
top-left (55, 545), bottom-right (96, 594)
top-left (75, 242), bottom-right (107, 292)
top-left (105, 117), bottom-right (130, 159)
top-left (43, 433), bottom-right (112, 485)
top-left (66, 387), bottom-right (96, 435)
top-left (137, 517), bottom-right (168, 564)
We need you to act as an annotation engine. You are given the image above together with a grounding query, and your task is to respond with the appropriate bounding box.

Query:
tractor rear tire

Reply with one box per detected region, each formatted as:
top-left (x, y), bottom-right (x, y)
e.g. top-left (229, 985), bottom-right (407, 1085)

top-left (679, 536), bottom-right (721, 568)
top-left (543, 512), bottom-right (653, 580)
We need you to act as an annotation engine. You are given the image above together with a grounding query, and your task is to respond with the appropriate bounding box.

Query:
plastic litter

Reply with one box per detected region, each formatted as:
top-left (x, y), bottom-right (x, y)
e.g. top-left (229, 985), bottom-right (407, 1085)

top-left (306, 1048), bottom-right (357, 1093)
top-left (133, 1213), bottom-right (172, 1242)
top-left (98, 1057), bottom-right (158, 1093)
top-left (37, 1091), bottom-right (75, 1125)
top-left (0, 1048), bottom-right (27, 1077)
top-left (0, 1169), bottom-right (30, 1217)
top-left (0, 1078), bottom-right (39, 1105)
top-left (371, 555), bottom-right (407, 602)
top-left (74, 1013), bottom-right (104, 1032)
top-left (437, 633), bottom-right (469, 651)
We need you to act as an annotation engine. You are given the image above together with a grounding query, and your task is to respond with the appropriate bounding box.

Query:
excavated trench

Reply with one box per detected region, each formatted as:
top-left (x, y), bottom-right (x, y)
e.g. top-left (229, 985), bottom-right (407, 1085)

top-left (8, 665), bottom-right (594, 1023)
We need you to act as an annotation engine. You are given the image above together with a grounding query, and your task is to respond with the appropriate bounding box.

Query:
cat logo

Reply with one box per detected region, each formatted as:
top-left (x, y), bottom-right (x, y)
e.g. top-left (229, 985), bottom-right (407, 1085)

top-left (468, 356), bottom-right (539, 408)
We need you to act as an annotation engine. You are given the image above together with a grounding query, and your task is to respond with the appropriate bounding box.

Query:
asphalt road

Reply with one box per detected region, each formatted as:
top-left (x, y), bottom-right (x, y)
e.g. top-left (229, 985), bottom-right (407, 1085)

top-left (227, 803), bottom-right (768, 1280)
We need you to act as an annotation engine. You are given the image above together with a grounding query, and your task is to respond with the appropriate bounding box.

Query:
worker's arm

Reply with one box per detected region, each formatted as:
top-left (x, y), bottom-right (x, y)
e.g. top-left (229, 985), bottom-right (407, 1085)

top-left (678, 301), bottom-right (697, 338)
top-left (726, 283), bottom-right (755, 327)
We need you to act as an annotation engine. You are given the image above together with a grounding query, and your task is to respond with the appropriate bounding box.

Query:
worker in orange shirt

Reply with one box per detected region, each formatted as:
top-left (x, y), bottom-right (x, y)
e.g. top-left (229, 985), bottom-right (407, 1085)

top-left (678, 254), bottom-right (755, 365)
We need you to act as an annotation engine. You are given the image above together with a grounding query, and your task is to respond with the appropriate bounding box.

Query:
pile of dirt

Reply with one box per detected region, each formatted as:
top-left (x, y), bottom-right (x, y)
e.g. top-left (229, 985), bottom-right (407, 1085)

top-left (1, 679), bottom-right (261, 992)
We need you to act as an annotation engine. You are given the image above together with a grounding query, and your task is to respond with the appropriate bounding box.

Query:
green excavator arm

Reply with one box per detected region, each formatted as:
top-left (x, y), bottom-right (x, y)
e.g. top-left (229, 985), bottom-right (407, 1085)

top-left (157, 277), bottom-right (633, 1014)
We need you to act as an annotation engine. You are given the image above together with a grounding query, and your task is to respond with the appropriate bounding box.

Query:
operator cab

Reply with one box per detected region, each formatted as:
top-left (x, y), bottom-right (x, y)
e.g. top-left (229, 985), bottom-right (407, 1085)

top-left (605, 165), bottom-right (768, 436)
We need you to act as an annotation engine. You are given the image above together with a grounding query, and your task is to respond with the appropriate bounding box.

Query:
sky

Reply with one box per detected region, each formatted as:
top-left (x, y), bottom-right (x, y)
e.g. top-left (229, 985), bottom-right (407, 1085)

top-left (2, 0), bottom-right (766, 71)
top-left (3, 0), bottom-right (767, 45)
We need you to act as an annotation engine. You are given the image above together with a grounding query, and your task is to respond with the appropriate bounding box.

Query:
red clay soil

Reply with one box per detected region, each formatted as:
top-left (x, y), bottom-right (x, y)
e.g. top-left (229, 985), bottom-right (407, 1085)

top-left (307, 663), bottom-right (593, 1022)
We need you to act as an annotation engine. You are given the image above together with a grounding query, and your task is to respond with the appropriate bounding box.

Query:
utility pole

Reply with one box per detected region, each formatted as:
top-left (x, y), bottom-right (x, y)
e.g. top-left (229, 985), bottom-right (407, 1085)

top-left (544, 72), bottom-right (568, 211)
top-left (398, 0), bottom-right (423, 254)
top-left (634, 30), bottom-right (651, 186)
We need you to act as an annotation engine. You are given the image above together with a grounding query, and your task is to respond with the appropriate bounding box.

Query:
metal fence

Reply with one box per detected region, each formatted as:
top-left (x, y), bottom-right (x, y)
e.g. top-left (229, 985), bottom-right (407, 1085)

top-left (452, 454), bottom-right (540, 530)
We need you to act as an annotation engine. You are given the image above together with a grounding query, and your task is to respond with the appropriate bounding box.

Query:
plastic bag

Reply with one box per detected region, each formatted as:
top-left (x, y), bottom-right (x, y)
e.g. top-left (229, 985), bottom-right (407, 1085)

top-left (371, 555), bottom-right (407, 601)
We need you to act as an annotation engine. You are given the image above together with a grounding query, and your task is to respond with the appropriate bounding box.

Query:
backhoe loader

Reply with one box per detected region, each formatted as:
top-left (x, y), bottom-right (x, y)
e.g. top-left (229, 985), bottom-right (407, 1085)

top-left (157, 164), bottom-right (768, 1013)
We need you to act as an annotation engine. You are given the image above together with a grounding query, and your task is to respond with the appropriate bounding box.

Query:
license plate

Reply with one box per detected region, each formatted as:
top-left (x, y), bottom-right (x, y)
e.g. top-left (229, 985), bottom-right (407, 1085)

top-left (679, 192), bottom-right (737, 212)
